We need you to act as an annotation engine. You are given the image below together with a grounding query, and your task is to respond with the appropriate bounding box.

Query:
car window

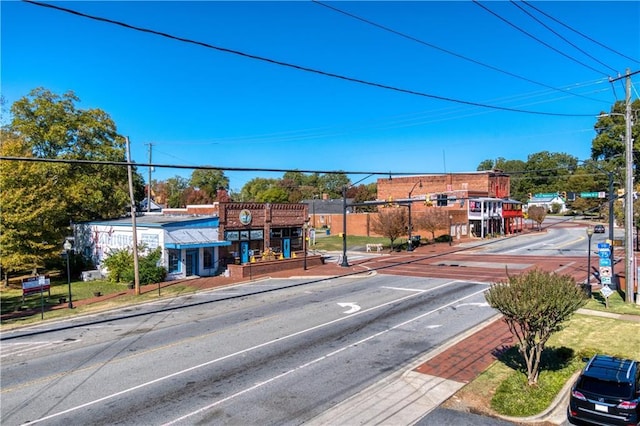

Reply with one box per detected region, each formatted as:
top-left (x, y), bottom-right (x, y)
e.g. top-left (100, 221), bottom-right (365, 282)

top-left (579, 376), bottom-right (633, 398)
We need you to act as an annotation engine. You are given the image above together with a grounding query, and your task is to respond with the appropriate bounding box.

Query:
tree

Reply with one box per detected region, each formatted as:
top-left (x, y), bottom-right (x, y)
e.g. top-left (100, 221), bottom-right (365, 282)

top-left (189, 169), bottom-right (229, 200)
top-left (165, 176), bottom-right (189, 208)
top-left (1, 88), bottom-right (143, 281)
top-left (102, 246), bottom-right (166, 285)
top-left (592, 99), bottom-right (640, 180)
top-left (527, 205), bottom-right (547, 230)
top-left (414, 209), bottom-right (448, 242)
top-left (485, 268), bottom-right (587, 386)
top-left (352, 183), bottom-right (377, 212)
top-left (371, 207), bottom-right (407, 251)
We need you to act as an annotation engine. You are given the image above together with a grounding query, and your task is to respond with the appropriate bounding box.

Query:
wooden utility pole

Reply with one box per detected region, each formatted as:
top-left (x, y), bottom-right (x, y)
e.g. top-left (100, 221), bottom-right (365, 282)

top-left (126, 137), bottom-right (141, 295)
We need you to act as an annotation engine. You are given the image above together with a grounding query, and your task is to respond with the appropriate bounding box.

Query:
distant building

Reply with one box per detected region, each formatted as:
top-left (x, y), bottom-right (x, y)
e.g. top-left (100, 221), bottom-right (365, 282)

top-left (527, 195), bottom-right (568, 213)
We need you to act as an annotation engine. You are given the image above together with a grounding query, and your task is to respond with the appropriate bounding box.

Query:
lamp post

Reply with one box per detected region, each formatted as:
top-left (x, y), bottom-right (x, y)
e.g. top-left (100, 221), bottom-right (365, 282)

top-left (407, 180), bottom-right (422, 252)
top-left (303, 222), bottom-right (309, 271)
top-left (449, 215), bottom-right (453, 246)
top-left (586, 227), bottom-right (594, 297)
top-left (63, 239), bottom-right (73, 309)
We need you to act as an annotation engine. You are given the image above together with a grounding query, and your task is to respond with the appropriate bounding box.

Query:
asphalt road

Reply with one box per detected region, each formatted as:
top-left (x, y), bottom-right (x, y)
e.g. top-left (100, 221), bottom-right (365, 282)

top-left (1, 274), bottom-right (495, 425)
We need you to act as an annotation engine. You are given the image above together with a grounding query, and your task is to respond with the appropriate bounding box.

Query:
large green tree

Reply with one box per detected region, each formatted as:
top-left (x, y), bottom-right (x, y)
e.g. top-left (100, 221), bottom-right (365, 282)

top-left (1, 88), bottom-right (143, 280)
top-left (189, 169), bottom-right (229, 200)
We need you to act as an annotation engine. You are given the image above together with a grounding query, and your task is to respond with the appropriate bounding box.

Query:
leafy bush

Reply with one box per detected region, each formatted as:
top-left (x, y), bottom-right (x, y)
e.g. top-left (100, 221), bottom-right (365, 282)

top-left (103, 246), bottom-right (166, 285)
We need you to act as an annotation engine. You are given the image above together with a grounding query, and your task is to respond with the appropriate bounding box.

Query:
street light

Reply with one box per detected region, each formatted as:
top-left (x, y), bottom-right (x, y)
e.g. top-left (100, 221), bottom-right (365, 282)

top-left (449, 215), bottom-right (453, 246)
top-left (585, 227), bottom-right (594, 298)
top-left (407, 180), bottom-right (422, 252)
top-left (303, 222), bottom-right (309, 271)
top-left (63, 239), bottom-right (73, 309)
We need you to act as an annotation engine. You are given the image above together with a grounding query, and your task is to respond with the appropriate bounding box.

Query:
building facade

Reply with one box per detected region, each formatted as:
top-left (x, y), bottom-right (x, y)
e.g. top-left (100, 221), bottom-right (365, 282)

top-left (75, 214), bottom-right (229, 281)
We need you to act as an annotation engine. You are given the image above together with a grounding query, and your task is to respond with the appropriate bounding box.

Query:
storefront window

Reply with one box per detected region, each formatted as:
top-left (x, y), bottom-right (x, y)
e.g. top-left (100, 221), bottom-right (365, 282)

top-left (203, 247), bottom-right (214, 269)
top-left (168, 249), bottom-right (180, 273)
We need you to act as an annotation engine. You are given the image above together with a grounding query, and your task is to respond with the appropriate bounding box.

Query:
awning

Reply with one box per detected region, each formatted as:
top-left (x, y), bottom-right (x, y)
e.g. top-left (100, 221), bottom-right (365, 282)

top-left (164, 228), bottom-right (231, 249)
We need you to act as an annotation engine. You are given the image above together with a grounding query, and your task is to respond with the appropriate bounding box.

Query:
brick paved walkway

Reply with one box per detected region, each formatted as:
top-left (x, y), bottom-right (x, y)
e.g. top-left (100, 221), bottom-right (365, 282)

top-left (413, 318), bottom-right (514, 383)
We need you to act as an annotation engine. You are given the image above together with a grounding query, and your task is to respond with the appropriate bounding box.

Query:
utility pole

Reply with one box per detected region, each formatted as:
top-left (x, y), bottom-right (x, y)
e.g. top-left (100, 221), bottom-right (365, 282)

top-left (624, 70), bottom-right (634, 303)
top-left (147, 143), bottom-right (153, 213)
top-left (126, 137), bottom-right (141, 295)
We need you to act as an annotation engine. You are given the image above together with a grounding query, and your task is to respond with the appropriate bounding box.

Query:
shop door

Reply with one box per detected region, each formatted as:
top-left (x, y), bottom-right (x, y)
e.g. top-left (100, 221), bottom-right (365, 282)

top-left (186, 249), bottom-right (198, 276)
top-left (240, 241), bottom-right (249, 264)
top-left (283, 238), bottom-right (290, 258)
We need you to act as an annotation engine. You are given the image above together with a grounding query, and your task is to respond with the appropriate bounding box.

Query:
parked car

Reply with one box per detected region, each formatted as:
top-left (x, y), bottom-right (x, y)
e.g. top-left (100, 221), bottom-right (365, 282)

top-left (594, 224), bottom-right (606, 234)
top-left (568, 354), bottom-right (640, 425)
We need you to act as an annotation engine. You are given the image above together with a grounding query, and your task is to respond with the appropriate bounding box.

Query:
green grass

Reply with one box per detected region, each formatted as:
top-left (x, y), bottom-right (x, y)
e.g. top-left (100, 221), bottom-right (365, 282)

top-left (310, 234), bottom-right (433, 252)
top-left (586, 288), bottom-right (640, 315)
top-left (483, 313), bottom-right (640, 417)
top-left (0, 278), bottom-right (200, 327)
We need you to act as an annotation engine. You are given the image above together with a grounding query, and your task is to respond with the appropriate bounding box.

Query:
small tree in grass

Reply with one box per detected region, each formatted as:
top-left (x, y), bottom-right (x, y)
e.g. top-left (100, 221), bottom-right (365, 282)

top-left (485, 268), bottom-right (587, 386)
top-left (371, 208), bottom-right (407, 251)
top-left (527, 205), bottom-right (547, 231)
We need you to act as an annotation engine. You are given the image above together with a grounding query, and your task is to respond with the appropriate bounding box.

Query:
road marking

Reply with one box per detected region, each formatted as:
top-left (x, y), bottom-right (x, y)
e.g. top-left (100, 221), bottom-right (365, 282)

top-left (455, 302), bottom-right (490, 308)
top-left (337, 302), bottom-right (361, 314)
top-left (23, 280), bottom-right (487, 425)
top-left (381, 286), bottom-right (425, 292)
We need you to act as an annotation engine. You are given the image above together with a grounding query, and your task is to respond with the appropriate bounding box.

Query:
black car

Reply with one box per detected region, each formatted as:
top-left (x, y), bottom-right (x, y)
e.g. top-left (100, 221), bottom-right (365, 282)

top-left (594, 225), bottom-right (606, 234)
top-left (568, 354), bottom-right (640, 425)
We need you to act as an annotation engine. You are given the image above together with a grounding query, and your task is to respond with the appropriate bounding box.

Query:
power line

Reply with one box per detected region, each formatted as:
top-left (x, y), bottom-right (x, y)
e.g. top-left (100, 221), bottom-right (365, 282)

top-left (520, 0), bottom-right (640, 66)
top-left (313, 0), bottom-right (609, 105)
top-left (0, 155), bottom-right (444, 178)
top-left (22, 0), bottom-right (595, 117)
top-left (509, 0), bottom-right (618, 74)
top-left (473, 0), bottom-right (610, 77)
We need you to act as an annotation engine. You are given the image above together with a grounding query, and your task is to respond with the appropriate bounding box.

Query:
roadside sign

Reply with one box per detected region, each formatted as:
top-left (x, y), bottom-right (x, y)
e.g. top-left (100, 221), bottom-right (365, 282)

top-left (581, 192), bottom-right (606, 198)
top-left (599, 258), bottom-right (611, 267)
top-left (601, 285), bottom-right (614, 298)
top-left (597, 243), bottom-right (610, 249)
top-left (599, 266), bottom-right (611, 277)
top-left (601, 276), bottom-right (612, 285)
top-left (598, 250), bottom-right (610, 259)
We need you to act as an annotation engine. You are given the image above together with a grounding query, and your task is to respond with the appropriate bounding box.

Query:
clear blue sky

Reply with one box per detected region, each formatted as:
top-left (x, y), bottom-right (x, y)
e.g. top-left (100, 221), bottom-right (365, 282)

top-left (3, 1), bottom-right (639, 192)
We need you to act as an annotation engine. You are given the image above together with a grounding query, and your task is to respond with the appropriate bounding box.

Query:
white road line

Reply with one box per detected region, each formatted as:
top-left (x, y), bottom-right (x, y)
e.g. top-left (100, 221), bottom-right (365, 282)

top-left (24, 280), bottom-right (486, 425)
top-left (381, 286), bottom-right (426, 293)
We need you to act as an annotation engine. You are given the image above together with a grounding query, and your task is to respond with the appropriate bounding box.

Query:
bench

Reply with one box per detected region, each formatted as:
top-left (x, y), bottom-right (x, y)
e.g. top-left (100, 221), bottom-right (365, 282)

top-left (366, 243), bottom-right (383, 253)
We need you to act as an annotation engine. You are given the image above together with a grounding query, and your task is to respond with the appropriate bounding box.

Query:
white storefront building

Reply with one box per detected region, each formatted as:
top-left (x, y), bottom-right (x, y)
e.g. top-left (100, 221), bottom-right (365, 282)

top-left (75, 214), bottom-right (230, 280)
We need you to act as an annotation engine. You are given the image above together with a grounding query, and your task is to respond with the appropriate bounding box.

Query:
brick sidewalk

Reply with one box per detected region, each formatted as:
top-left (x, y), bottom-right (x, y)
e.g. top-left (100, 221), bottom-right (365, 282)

top-left (413, 318), bottom-right (513, 383)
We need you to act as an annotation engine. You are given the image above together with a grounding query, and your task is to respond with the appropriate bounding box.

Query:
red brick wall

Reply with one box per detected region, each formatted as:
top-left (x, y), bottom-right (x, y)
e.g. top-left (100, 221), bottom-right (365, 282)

top-left (227, 255), bottom-right (324, 279)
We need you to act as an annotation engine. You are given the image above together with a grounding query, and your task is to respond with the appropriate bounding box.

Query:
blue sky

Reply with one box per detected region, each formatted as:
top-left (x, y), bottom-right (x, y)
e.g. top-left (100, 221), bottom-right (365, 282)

top-left (2, 1), bottom-right (639, 192)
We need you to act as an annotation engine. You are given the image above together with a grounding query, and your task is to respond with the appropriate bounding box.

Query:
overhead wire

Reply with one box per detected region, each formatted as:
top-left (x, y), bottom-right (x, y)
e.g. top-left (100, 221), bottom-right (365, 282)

top-left (472, 0), bottom-right (610, 77)
top-left (21, 0), bottom-right (595, 118)
top-left (312, 0), bottom-right (610, 105)
top-left (520, 0), bottom-right (640, 66)
top-left (509, 0), bottom-right (619, 74)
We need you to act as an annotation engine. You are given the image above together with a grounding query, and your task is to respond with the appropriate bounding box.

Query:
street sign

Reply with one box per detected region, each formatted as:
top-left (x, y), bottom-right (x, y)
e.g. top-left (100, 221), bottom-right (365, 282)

top-left (534, 192), bottom-right (558, 198)
top-left (597, 243), bottom-right (610, 249)
top-left (601, 276), bottom-right (612, 285)
top-left (599, 266), bottom-right (611, 277)
top-left (599, 258), bottom-right (611, 267)
top-left (601, 285), bottom-right (614, 298)
top-left (598, 250), bottom-right (610, 259)
top-left (581, 192), bottom-right (606, 198)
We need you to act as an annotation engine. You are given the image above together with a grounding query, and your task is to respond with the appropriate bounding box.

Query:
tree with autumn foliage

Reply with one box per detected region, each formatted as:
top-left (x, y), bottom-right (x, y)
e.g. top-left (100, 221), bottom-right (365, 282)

top-left (371, 207), bottom-right (407, 251)
top-left (0, 88), bottom-right (144, 283)
top-left (414, 209), bottom-right (449, 242)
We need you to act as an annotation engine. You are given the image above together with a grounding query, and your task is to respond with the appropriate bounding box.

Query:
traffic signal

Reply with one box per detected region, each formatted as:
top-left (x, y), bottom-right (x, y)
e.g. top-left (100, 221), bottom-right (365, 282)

top-left (528, 192), bottom-right (532, 200)
top-left (560, 191), bottom-right (567, 199)
top-left (424, 194), bottom-right (433, 207)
